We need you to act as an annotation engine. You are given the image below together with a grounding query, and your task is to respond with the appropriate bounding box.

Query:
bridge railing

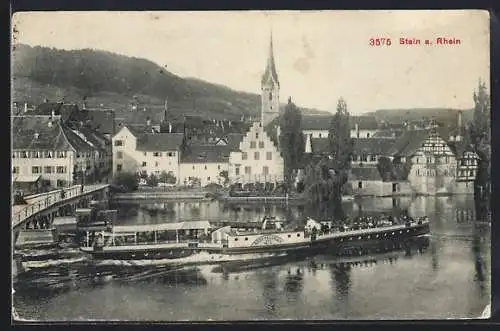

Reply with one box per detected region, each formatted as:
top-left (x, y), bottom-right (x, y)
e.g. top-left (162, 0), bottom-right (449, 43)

top-left (12, 184), bottom-right (109, 228)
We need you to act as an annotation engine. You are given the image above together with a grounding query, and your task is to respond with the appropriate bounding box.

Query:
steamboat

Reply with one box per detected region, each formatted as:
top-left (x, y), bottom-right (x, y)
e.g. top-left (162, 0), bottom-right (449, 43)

top-left (80, 215), bottom-right (430, 265)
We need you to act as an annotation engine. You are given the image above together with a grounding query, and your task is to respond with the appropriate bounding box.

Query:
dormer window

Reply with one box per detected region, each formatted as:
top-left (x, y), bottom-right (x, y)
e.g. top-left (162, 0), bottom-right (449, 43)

top-left (269, 92), bottom-right (272, 101)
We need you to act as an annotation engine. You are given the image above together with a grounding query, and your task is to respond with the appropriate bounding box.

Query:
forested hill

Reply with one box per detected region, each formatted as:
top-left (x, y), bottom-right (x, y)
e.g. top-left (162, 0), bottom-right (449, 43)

top-left (11, 44), bottom-right (328, 120)
top-left (369, 108), bottom-right (474, 126)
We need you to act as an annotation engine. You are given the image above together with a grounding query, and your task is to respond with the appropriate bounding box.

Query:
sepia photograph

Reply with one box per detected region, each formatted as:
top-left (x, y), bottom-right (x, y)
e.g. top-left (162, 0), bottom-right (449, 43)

top-left (11, 10), bottom-right (491, 321)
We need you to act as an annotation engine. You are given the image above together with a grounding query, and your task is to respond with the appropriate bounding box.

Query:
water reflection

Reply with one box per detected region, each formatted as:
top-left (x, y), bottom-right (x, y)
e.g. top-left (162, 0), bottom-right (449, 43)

top-left (14, 195), bottom-right (490, 321)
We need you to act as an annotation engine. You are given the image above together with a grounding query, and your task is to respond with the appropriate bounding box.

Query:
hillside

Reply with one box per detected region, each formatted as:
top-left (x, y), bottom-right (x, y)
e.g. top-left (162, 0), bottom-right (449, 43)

top-left (11, 44), bottom-right (328, 120)
top-left (369, 108), bottom-right (473, 127)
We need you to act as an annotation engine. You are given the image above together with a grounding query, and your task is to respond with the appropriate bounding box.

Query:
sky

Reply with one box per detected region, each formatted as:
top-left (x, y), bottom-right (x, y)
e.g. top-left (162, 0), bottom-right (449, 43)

top-left (12, 10), bottom-right (490, 114)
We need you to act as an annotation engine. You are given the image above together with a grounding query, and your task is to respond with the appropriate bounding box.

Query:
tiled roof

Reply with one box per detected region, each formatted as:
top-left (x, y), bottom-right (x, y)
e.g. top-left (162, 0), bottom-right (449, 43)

top-left (12, 116), bottom-right (94, 152)
top-left (217, 133), bottom-right (245, 151)
top-left (300, 115), bottom-right (333, 131)
top-left (85, 110), bottom-right (116, 135)
top-left (371, 130), bottom-right (401, 138)
top-left (33, 102), bottom-right (80, 123)
top-left (349, 166), bottom-right (382, 181)
top-left (353, 138), bottom-right (396, 155)
top-left (114, 109), bottom-right (165, 127)
top-left (123, 124), bottom-right (160, 136)
top-left (181, 144), bottom-right (232, 163)
top-left (136, 133), bottom-right (184, 151)
top-left (350, 116), bottom-right (379, 130)
top-left (310, 137), bottom-right (330, 155)
top-left (387, 129), bottom-right (432, 156)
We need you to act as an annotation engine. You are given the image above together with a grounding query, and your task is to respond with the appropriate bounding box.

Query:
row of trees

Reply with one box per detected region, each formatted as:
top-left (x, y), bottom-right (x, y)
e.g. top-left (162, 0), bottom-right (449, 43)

top-left (279, 97), bottom-right (354, 219)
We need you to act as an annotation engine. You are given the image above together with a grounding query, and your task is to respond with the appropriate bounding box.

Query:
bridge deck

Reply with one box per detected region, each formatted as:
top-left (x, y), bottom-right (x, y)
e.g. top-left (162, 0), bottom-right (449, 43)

top-left (12, 184), bottom-right (110, 229)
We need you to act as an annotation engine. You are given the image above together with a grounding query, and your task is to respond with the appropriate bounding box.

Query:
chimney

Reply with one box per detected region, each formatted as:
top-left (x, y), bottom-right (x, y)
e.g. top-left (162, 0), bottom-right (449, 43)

top-left (24, 102), bottom-right (28, 113)
top-left (146, 116), bottom-right (151, 126)
top-left (305, 134), bottom-right (312, 153)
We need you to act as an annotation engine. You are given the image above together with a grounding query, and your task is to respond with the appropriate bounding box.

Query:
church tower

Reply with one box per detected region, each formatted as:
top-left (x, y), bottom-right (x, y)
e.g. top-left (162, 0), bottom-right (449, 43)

top-left (261, 31), bottom-right (280, 127)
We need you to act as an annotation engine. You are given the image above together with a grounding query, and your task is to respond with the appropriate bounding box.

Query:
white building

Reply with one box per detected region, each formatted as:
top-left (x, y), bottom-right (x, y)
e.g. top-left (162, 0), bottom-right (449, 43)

top-left (179, 144), bottom-right (231, 187)
top-left (112, 125), bottom-right (184, 183)
top-left (12, 116), bottom-right (101, 191)
top-left (229, 121), bottom-right (284, 184)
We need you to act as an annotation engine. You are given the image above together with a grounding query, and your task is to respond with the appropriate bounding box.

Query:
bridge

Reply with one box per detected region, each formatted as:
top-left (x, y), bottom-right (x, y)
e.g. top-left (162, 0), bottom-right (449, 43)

top-left (12, 184), bottom-right (112, 231)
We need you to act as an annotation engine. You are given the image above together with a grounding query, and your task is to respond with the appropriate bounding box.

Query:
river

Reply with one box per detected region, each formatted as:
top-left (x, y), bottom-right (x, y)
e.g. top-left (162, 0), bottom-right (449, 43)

top-left (12, 195), bottom-right (490, 321)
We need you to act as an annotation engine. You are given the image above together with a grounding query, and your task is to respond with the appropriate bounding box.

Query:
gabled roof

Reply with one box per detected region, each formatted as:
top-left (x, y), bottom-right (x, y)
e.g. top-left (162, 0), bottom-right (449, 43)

top-left (12, 116), bottom-right (94, 152)
top-left (114, 109), bottom-right (164, 128)
top-left (85, 110), bottom-right (116, 135)
top-left (350, 167), bottom-right (382, 181)
top-left (301, 115), bottom-right (333, 131)
top-left (350, 116), bottom-right (379, 130)
top-left (217, 133), bottom-right (245, 151)
top-left (387, 129), bottom-right (433, 156)
top-left (33, 102), bottom-right (80, 123)
top-left (123, 124), bottom-right (160, 136)
top-left (181, 144), bottom-right (232, 163)
top-left (136, 133), bottom-right (184, 151)
top-left (353, 138), bottom-right (396, 155)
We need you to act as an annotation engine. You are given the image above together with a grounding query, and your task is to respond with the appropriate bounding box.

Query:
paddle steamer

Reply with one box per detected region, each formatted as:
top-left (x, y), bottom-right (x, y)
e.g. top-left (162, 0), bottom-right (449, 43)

top-left (80, 216), bottom-right (430, 264)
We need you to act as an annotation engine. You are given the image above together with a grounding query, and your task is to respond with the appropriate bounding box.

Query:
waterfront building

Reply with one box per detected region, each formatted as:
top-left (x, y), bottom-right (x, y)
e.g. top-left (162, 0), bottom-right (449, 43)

top-left (228, 121), bottom-right (284, 184)
top-left (12, 115), bottom-right (103, 191)
top-left (179, 144), bottom-right (232, 187)
top-left (112, 125), bottom-right (184, 182)
top-left (351, 138), bottom-right (396, 166)
top-left (389, 129), bottom-right (458, 195)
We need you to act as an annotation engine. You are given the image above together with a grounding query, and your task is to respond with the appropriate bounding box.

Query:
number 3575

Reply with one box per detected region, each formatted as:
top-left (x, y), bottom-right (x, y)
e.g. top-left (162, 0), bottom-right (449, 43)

top-left (369, 38), bottom-right (392, 46)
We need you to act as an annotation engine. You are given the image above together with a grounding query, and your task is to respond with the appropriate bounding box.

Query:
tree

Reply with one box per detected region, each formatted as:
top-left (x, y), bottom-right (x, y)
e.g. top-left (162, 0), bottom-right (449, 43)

top-left (147, 173), bottom-right (159, 187)
top-left (471, 79), bottom-right (490, 145)
top-left (328, 98), bottom-right (354, 174)
top-left (302, 157), bottom-right (346, 220)
top-left (279, 97), bottom-right (305, 185)
top-left (159, 171), bottom-right (176, 184)
top-left (377, 156), bottom-right (393, 181)
top-left (219, 170), bottom-right (230, 186)
top-left (112, 172), bottom-right (139, 192)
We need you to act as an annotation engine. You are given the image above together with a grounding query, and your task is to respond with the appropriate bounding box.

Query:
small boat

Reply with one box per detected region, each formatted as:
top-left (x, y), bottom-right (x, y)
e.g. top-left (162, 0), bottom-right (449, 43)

top-left (79, 216), bottom-right (431, 266)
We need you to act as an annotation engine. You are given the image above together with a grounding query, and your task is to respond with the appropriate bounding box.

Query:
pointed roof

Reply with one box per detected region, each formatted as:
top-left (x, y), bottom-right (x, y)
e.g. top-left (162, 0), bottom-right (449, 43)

top-left (261, 31), bottom-right (280, 88)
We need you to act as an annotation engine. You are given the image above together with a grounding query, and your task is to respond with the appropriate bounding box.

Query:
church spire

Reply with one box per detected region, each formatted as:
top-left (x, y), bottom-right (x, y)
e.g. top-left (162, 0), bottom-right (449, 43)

top-left (261, 30), bottom-right (279, 88)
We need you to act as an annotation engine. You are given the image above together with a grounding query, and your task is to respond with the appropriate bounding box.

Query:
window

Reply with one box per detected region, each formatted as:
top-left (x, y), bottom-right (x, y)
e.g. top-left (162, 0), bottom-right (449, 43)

top-left (207, 177), bottom-right (211, 181)
top-left (244, 166), bottom-right (251, 174)
top-left (366, 133), bottom-right (370, 138)
top-left (155, 162), bottom-right (159, 167)
top-left (21, 151), bottom-right (28, 158)
top-left (469, 171), bottom-right (474, 177)
top-left (361, 154), bottom-right (368, 162)
top-left (167, 152), bottom-right (175, 157)
top-left (116, 164), bottom-right (122, 172)
top-left (33, 151), bottom-right (40, 158)
top-left (266, 152), bottom-right (272, 160)
top-left (235, 167), bottom-right (240, 175)
top-left (46, 151), bottom-right (53, 158)
top-left (258, 141), bottom-right (264, 148)
top-left (242, 152), bottom-right (248, 160)
top-left (218, 165), bottom-right (221, 170)
top-left (116, 151), bottom-right (123, 159)
top-left (254, 152), bottom-right (260, 160)
top-left (319, 133), bottom-right (322, 138)
top-left (12, 152), bottom-right (16, 159)
top-left (204, 165), bottom-right (207, 170)
top-left (114, 140), bottom-right (123, 146)
top-left (56, 166), bottom-right (66, 174)
top-left (358, 181), bottom-right (363, 189)
top-left (153, 152), bottom-right (162, 157)
top-left (32, 166), bottom-right (41, 174)
top-left (370, 155), bottom-right (377, 162)
top-left (250, 141), bottom-right (256, 149)
top-left (144, 152), bottom-right (147, 156)
top-left (256, 133), bottom-right (259, 139)
top-left (192, 166), bottom-right (195, 170)
top-left (12, 166), bottom-right (19, 174)
top-left (263, 166), bottom-right (269, 175)
top-left (142, 162), bottom-right (147, 167)
top-left (44, 166), bottom-right (53, 174)
top-left (56, 180), bottom-right (66, 188)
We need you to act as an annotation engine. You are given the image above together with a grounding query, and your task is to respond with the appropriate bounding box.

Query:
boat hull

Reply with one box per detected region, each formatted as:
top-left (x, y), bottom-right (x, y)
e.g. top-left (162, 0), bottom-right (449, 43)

top-left (80, 222), bottom-right (430, 263)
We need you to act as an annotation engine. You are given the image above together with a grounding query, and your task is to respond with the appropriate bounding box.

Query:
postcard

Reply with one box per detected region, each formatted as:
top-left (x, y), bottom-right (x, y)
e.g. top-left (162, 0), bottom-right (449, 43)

top-left (11, 10), bottom-right (491, 321)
